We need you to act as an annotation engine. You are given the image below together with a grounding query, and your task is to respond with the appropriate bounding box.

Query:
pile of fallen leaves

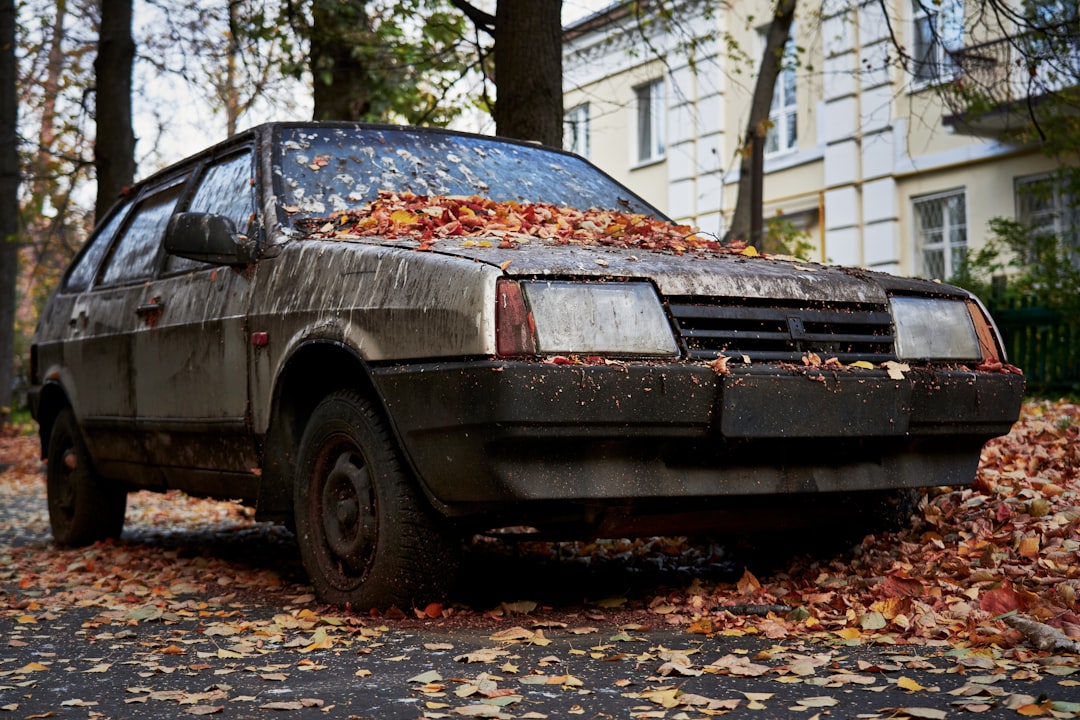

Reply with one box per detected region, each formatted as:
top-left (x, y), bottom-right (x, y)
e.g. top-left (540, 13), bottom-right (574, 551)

top-left (1, 403), bottom-right (1078, 718)
top-left (297, 191), bottom-right (746, 256)
top-left (685, 398), bottom-right (1080, 649)
top-left (1, 401), bottom-right (1077, 649)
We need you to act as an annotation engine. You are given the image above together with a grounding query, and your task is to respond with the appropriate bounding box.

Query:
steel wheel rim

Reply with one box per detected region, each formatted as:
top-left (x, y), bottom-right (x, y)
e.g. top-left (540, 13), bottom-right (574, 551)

top-left (313, 436), bottom-right (377, 585)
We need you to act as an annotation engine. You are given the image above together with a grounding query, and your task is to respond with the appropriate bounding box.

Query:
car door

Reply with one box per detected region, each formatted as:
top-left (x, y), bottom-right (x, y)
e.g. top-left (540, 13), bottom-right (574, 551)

top-left (67, 177), bottom-right (188, 484)
top-left (132, 149), bottom-right (260, 498)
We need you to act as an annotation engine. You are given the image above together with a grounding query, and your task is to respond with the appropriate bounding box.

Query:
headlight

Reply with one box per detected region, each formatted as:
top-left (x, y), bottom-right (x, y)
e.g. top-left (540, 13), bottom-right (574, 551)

top-left (509, 280), bottom-right (678, 356)
top-left (890, 296), bottom-right (981, 361)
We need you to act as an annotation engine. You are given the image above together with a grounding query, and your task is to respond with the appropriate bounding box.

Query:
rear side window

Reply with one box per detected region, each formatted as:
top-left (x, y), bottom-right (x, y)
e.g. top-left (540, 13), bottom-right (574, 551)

top-left (99, 182), bottom-right (185, 286)
top-left (65, 200), bottom-right (133, 292)
top-left (165, 151), bottom-right (255, 274)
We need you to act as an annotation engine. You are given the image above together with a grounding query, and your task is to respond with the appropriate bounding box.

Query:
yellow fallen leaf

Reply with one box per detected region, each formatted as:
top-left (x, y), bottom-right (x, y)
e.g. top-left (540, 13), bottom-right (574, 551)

top-left (849, 360), bottom-right (874, 369)
top-left (17, 662), bottom-right (49, 673)
top-left (897, 676), bottom-right (926, 692)
top-left (1018, 535), bottom-right (1040, 559)
top-left (882, 360), bottom-right (910, 381)
top-left (742, 246), bottom-right (759, 257)
top-left (390, 209), bottom-right (418, 225)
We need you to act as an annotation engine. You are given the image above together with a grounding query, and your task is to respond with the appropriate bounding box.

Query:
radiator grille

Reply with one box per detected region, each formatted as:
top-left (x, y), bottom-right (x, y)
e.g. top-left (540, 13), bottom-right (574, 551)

top-left (668, 300), bottom-right (896, 363)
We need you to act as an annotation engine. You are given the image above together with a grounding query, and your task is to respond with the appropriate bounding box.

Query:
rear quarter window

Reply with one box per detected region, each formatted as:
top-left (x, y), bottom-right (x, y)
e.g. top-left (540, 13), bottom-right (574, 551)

top-left (64, 200), bottom-right (133, 292)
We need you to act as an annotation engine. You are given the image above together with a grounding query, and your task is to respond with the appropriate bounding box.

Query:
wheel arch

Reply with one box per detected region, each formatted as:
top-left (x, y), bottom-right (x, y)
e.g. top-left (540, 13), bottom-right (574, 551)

top-left (255, 339), bottom-right (391, 523)
top-left (35, 382), bottom-right (73, 460)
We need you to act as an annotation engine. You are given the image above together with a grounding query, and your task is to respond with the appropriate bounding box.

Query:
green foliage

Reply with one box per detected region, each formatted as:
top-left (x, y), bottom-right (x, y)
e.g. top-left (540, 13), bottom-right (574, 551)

top-left (274, 0), bottom-right (472, 126)
top-left (949, 213), bottom-right (1080, 316)
top-left (761, 215), bottom-right (815, 261)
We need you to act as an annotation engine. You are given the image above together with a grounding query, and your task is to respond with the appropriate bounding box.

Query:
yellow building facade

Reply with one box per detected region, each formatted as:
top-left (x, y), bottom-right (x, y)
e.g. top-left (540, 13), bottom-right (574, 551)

top-left (562, 0), bottom-right (1068, 279)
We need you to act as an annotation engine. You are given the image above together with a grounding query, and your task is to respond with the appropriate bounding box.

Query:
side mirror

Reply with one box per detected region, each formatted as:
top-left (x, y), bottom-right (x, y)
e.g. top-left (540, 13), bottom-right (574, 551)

top-left (164, 212), bottom-right (258, 266)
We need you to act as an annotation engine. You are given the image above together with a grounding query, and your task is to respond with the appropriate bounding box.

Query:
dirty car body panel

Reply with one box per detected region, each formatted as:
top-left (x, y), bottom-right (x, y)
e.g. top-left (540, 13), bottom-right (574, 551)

top-left (30, 122), bottom-right (1024, 608)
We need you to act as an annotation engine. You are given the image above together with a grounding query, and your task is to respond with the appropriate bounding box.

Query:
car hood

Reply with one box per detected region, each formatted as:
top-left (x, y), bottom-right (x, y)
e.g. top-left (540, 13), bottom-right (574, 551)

top-left (421, 241), bottom-right (951, 305)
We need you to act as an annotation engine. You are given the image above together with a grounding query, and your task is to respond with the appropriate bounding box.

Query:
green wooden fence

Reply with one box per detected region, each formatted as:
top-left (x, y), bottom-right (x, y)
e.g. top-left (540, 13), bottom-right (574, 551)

top-left (989, 300), bottom-right (1080, 394)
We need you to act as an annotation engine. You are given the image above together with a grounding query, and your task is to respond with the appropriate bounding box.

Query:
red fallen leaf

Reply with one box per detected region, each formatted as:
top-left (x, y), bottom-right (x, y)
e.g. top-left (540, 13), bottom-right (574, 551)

top-left (880, 574), bottom-right (925, 598)
top-left (420, 603), bottom-right (443, 619)
top-left (979, 583), bottom-right (1029, 615)
top-left (995, 503), bottom-right (1013, 523)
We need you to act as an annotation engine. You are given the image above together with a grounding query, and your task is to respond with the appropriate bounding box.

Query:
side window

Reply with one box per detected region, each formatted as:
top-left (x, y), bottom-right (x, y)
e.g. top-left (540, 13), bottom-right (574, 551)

top-left (99, 181), bottom-right (185, 287)
top-left (65, 199), bottom-right (134, 292)
top-left (165, 151), bottom-right (255, 274)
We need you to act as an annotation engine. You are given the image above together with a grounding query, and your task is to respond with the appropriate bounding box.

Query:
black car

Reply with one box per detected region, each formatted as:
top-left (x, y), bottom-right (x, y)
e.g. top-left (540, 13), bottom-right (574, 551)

top-left (29, 122), bottom-right (1024, 608)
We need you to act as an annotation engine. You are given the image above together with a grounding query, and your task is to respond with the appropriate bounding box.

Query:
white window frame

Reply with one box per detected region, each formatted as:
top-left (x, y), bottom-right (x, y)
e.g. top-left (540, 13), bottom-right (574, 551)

top-left (634, 78), bottom-right (665, 165)
top-left (766, 37), bottom-right (798, 156)
top-left (912, 0), bottom-right (964, 86)
top-left (1016, 173), bottom-right (1080, 264)
top-left (563, 103), bottom-right (590, 158)
top-left (913, 189), bottom-right (968, 280)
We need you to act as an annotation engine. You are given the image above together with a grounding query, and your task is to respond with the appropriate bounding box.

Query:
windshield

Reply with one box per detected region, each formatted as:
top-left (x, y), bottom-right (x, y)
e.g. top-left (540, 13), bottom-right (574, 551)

top-left (274, 125), bottom-right (661, 223)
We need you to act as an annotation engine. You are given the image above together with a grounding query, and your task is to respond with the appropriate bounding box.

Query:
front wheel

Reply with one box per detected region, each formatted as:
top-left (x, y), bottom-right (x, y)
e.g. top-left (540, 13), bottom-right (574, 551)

top-left (293, 390), bottom-right (459, 609)
top-left (46, 407), bottom-right (127, 546)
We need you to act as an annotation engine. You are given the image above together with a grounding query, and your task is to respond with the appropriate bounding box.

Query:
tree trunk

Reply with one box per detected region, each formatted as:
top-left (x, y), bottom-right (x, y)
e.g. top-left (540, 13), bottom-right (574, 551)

top-left (493, 0), bottom-right (563, 146)
top-left (724, 0), bottom-right (797, 248)
top-left (225, 0), bottom-right (241, 136)
top-left (310, 0), bottom-right (371, 121)
top-left (94, 0), bottom-right (136, 223)
top-left (0, 0), bottom-right (19, 424)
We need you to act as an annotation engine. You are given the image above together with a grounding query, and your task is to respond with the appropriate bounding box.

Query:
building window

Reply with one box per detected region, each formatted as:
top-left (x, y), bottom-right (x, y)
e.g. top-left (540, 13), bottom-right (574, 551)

top-left (564, 103), bottom-right (590, 158)
top-left (914, 190), bottom-right (967, 280)
top-left (912, 0), bottom-right (964, 84)
top-left (766, 37), bottom-right (798, 155)
top-left (634, 78), bottom-right (665, 164)
top-left (1016, 174), bottom-right (1079, 264)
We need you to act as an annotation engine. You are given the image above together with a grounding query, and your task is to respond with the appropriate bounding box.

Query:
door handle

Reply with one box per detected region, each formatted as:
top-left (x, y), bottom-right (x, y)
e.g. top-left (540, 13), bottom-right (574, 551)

top-left (136, 299), bottom-right (165, 316)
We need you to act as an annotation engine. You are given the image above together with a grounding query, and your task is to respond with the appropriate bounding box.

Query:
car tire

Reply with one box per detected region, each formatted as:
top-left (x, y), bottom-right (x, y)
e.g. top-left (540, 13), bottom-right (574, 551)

top-left (293, 389), bottom-right (459, 610)
top-left (46, 407), bottom-right (127, 546)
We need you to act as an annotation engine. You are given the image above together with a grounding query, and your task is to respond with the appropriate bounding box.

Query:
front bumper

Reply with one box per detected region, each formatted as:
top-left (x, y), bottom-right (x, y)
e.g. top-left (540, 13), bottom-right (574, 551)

top-left (371, 360), bottom-right (1024, 513)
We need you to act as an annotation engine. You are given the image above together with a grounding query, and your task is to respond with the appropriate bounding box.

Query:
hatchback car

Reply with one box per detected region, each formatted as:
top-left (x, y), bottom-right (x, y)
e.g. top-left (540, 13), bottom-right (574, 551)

top-left (30, 122), bottom-right (1024, 608)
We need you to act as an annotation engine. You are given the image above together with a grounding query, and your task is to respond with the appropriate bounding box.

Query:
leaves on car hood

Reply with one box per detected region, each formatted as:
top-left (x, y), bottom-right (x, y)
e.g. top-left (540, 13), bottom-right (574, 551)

top-left (297, 191), bottom-right (749, 257)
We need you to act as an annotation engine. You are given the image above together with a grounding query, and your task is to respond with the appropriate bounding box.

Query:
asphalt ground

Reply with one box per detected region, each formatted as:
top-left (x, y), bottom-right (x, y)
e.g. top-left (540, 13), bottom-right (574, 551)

top-left (1, 431), bottom-right (1078, 719)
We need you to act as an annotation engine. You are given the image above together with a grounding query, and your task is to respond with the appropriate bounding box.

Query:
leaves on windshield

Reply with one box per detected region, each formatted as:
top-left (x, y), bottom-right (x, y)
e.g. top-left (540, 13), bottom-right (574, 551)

top-left (297, 191), bottom-right (750, 256)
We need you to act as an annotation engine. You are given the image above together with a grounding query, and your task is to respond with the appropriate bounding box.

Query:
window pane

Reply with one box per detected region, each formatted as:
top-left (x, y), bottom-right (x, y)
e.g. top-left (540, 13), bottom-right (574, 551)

top-left (166, 153), bottom-right (255, 275)
top-left (914, 189), bottom-right (966, 279)
top-left (66, 201), bottom-right (132, 291)
top-left (924, 248), bottom-right (945, 280)
top-left (101, 183), bottom-right (185, 286)
top-left (188, 152), bottom-right (255, 232)
top-left (636, 85), bottom-right (652, 161)
top-left (563, 104), bottom-right (590, 157)
top-left (766, 38), bottom-right (797, 155)
top-left (651, 80), bottom-right (665, 157)
top-left (913, 13), bottom-right (936, 81)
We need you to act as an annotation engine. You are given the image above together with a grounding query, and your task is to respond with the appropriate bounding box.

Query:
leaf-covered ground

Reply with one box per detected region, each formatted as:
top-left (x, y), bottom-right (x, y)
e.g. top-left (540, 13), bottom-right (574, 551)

top-left (1, 401), bottom-right (1078, 718)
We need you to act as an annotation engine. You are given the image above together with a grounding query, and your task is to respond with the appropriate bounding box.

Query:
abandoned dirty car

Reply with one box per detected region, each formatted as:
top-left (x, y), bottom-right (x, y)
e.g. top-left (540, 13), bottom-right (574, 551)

top-left (29, 122), bottom-right (1025, 609)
